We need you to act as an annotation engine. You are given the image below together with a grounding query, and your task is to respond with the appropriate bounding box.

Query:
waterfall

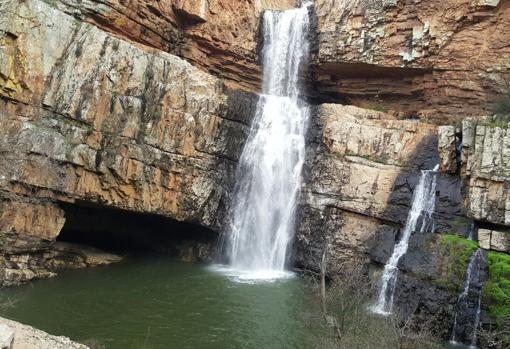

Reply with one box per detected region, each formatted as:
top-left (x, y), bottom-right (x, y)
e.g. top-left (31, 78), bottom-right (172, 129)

top-left (370, 166), bottom-right (439, 315)
top-left (468, 222), bottom-right (476, 241)
top-left (220, 3), bottom-right (312, 281)
top-left (450, 248), bottom-right (486, 348)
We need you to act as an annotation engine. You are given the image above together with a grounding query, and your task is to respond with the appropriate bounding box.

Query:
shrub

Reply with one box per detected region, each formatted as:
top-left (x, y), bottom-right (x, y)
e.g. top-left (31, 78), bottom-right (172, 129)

top-left (485, 251), bottom-right (510, 327)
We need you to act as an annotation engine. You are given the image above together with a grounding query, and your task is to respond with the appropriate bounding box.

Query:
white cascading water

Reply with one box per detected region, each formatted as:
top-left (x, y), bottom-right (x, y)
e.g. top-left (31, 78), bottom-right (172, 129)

top-left (450, 248), bottom-right (486, 348)
top-left (220, 3), bottom-right (312, 281)
top-left (370, 166), bottom-right (439, 315)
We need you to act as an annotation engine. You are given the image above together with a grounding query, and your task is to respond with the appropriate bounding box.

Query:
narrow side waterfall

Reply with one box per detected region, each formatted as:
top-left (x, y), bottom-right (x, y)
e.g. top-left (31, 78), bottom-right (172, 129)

top-left (370, 166), bottom-right (439, 315)
top-left (221, 3), bottom-right (312, 281)
top-left (450, 248), bottom-right (486, 348)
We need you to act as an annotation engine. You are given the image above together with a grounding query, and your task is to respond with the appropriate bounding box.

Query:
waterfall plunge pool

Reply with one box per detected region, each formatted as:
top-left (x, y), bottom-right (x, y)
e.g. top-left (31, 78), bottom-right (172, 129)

top-left (0, 255), bottom-right (461, 349)
top-left (0, 255), bottom-right (318, 349)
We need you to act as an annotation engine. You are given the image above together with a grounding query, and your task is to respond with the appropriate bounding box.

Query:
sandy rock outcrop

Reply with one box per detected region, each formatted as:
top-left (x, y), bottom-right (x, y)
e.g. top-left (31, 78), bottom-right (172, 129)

top-left (0, 317), bottom-right (88, 349)
top-left (313, 0), bottom-right (510, 123)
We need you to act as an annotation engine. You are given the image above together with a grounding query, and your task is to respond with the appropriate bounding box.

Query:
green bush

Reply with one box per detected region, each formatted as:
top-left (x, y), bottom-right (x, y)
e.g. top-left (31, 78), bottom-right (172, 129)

top-left (485, 251), bottom-right (510, 328)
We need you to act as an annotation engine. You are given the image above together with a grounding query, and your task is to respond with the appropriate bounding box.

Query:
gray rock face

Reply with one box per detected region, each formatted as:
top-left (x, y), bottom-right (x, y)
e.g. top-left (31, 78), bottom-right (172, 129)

top-left (439, 119), bottom-right (510, 253)
top-left (295, 104), bottom-right (477, 338)
top-left (296, 104), bottom-right (463, 274)
top-left (478, 228), bottom-right (510, 253)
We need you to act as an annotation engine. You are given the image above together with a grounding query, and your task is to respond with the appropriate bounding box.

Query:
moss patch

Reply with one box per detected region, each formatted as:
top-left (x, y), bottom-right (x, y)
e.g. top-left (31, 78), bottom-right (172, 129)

top-left (484, 251), bottom-right (510, 328)
top-left (438, 234), bottom-right (479, 290)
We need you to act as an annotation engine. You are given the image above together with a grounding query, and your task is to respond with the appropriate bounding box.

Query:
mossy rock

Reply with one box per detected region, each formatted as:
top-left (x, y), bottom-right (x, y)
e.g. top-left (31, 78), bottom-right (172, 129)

top-left (433, 234), bottom-right (478, 294)
top-left (439, 234), bottom-right (479, 284)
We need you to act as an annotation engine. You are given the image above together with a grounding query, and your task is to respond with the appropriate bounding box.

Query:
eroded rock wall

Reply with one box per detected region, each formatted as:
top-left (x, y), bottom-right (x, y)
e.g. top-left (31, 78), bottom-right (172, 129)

top-left (313, 0), bottom-right (510, 124)
top-left (296, 104), bottom-right (471, 337)
top-left (439, 120), bottom-right (510, 252)
top-left (0, 0), bottom-right (260, 285)
top-left (36, 0), bottom-right (296, 91)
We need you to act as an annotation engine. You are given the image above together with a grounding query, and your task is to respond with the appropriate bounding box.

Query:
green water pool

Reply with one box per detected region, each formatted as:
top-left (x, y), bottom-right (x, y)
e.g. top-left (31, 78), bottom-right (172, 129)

top-left (0, 255), bottom-right (318, 349)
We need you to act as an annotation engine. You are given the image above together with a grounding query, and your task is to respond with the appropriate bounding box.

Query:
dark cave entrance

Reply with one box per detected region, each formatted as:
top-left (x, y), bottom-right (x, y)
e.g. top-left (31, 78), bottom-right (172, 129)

top-left (57, 201), bottom-right (218, 260)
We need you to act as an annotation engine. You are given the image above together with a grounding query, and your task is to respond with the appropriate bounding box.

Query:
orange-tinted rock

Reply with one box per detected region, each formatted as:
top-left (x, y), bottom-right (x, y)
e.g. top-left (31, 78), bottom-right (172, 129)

top-left (314, 0), bottom-right (510, 123)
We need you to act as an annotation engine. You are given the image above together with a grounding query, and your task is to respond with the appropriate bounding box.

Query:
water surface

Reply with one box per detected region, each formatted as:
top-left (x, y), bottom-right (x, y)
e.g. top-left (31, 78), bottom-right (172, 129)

top-left (1, 256), bottom-right (316, 349)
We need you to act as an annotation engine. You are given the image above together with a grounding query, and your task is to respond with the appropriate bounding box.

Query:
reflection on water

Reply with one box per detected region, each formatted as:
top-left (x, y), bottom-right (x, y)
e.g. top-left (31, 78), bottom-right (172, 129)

top-left (1, 255), bottom-right (316, 349)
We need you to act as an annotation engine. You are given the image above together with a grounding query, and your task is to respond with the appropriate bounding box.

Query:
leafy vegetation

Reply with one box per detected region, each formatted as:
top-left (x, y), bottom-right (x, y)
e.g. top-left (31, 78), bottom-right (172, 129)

top-left (479, 114), bottom-right (510, 129)
top-left (484, 251), bottom-right (510, 328)
top-left (304, 265), bottom-right (442, 349)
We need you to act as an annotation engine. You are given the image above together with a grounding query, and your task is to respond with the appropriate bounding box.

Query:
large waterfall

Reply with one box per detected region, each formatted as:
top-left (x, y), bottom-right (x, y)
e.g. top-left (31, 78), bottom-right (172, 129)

top-left (450, 248), bottom-right (486, 347)
top-left (370, 166), bottom-right (439, 315)
top-left (221, 3), bottom-right (312, 281)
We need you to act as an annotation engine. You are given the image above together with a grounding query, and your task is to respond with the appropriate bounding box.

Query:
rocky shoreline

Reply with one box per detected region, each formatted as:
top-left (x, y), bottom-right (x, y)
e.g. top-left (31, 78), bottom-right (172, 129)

top-left (0, 316), bottom-right (88, 349)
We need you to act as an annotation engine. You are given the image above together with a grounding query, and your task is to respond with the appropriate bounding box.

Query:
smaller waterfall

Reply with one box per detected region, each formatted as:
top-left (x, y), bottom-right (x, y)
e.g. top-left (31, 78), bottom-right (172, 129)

top-left (467, 222), bottom-right (476, 241)
top-left (370, 166), bottom-right (439, 315)
top-left (450, 248), bottom-right (486, 348)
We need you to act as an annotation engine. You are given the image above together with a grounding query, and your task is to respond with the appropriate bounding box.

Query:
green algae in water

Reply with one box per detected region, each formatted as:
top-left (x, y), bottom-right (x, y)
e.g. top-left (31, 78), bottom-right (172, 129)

top-left (0, 256), bottom-right (318, 349)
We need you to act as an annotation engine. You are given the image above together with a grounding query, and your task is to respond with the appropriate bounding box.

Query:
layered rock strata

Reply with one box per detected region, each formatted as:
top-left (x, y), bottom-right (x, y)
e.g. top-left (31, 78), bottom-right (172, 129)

top-left (32, 0), bottom-right (296, 91)
top-left (313, 0), bottom-right (510, 123)
top-left (0, 0), bottom-right (257, 285)
top-left (296, 104), bottom-right (470, 337)
top-left (439, 119), bottom-right (510, 252)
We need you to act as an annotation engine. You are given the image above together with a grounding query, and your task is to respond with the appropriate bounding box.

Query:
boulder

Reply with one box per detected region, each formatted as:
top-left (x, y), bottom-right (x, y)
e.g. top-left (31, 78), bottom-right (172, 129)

top-left (0, 324), bottom-right (14, 349)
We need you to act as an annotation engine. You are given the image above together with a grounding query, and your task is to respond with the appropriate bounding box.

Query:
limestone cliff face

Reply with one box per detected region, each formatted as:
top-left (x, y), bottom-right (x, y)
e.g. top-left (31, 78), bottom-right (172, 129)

top-left (0, 0), bottom-right (262, 285)
top-left (313, 0), bottom-right (510, 124)
top-left (295, 104), bottom-right (470, 336)
top-left (0, 0), bottom-right (509, 342)
top-left (36, 0), bottom-right (296, 91)
top-left (439, 120), bottom-right (510, 253)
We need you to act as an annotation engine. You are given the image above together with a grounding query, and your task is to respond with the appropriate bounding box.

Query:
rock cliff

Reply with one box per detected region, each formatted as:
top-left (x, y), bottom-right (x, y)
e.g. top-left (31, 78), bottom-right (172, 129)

top-left (0, 0), bottom-right (262, 285)
top-left (0, 0), bottom-right (509, 345)
top-left (313, 0), bottom-right (510, 124)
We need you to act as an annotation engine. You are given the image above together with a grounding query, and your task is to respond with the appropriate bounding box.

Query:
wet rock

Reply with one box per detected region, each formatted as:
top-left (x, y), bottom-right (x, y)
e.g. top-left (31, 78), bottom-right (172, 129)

top-left (296, 104), bottom-right (443, 274)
